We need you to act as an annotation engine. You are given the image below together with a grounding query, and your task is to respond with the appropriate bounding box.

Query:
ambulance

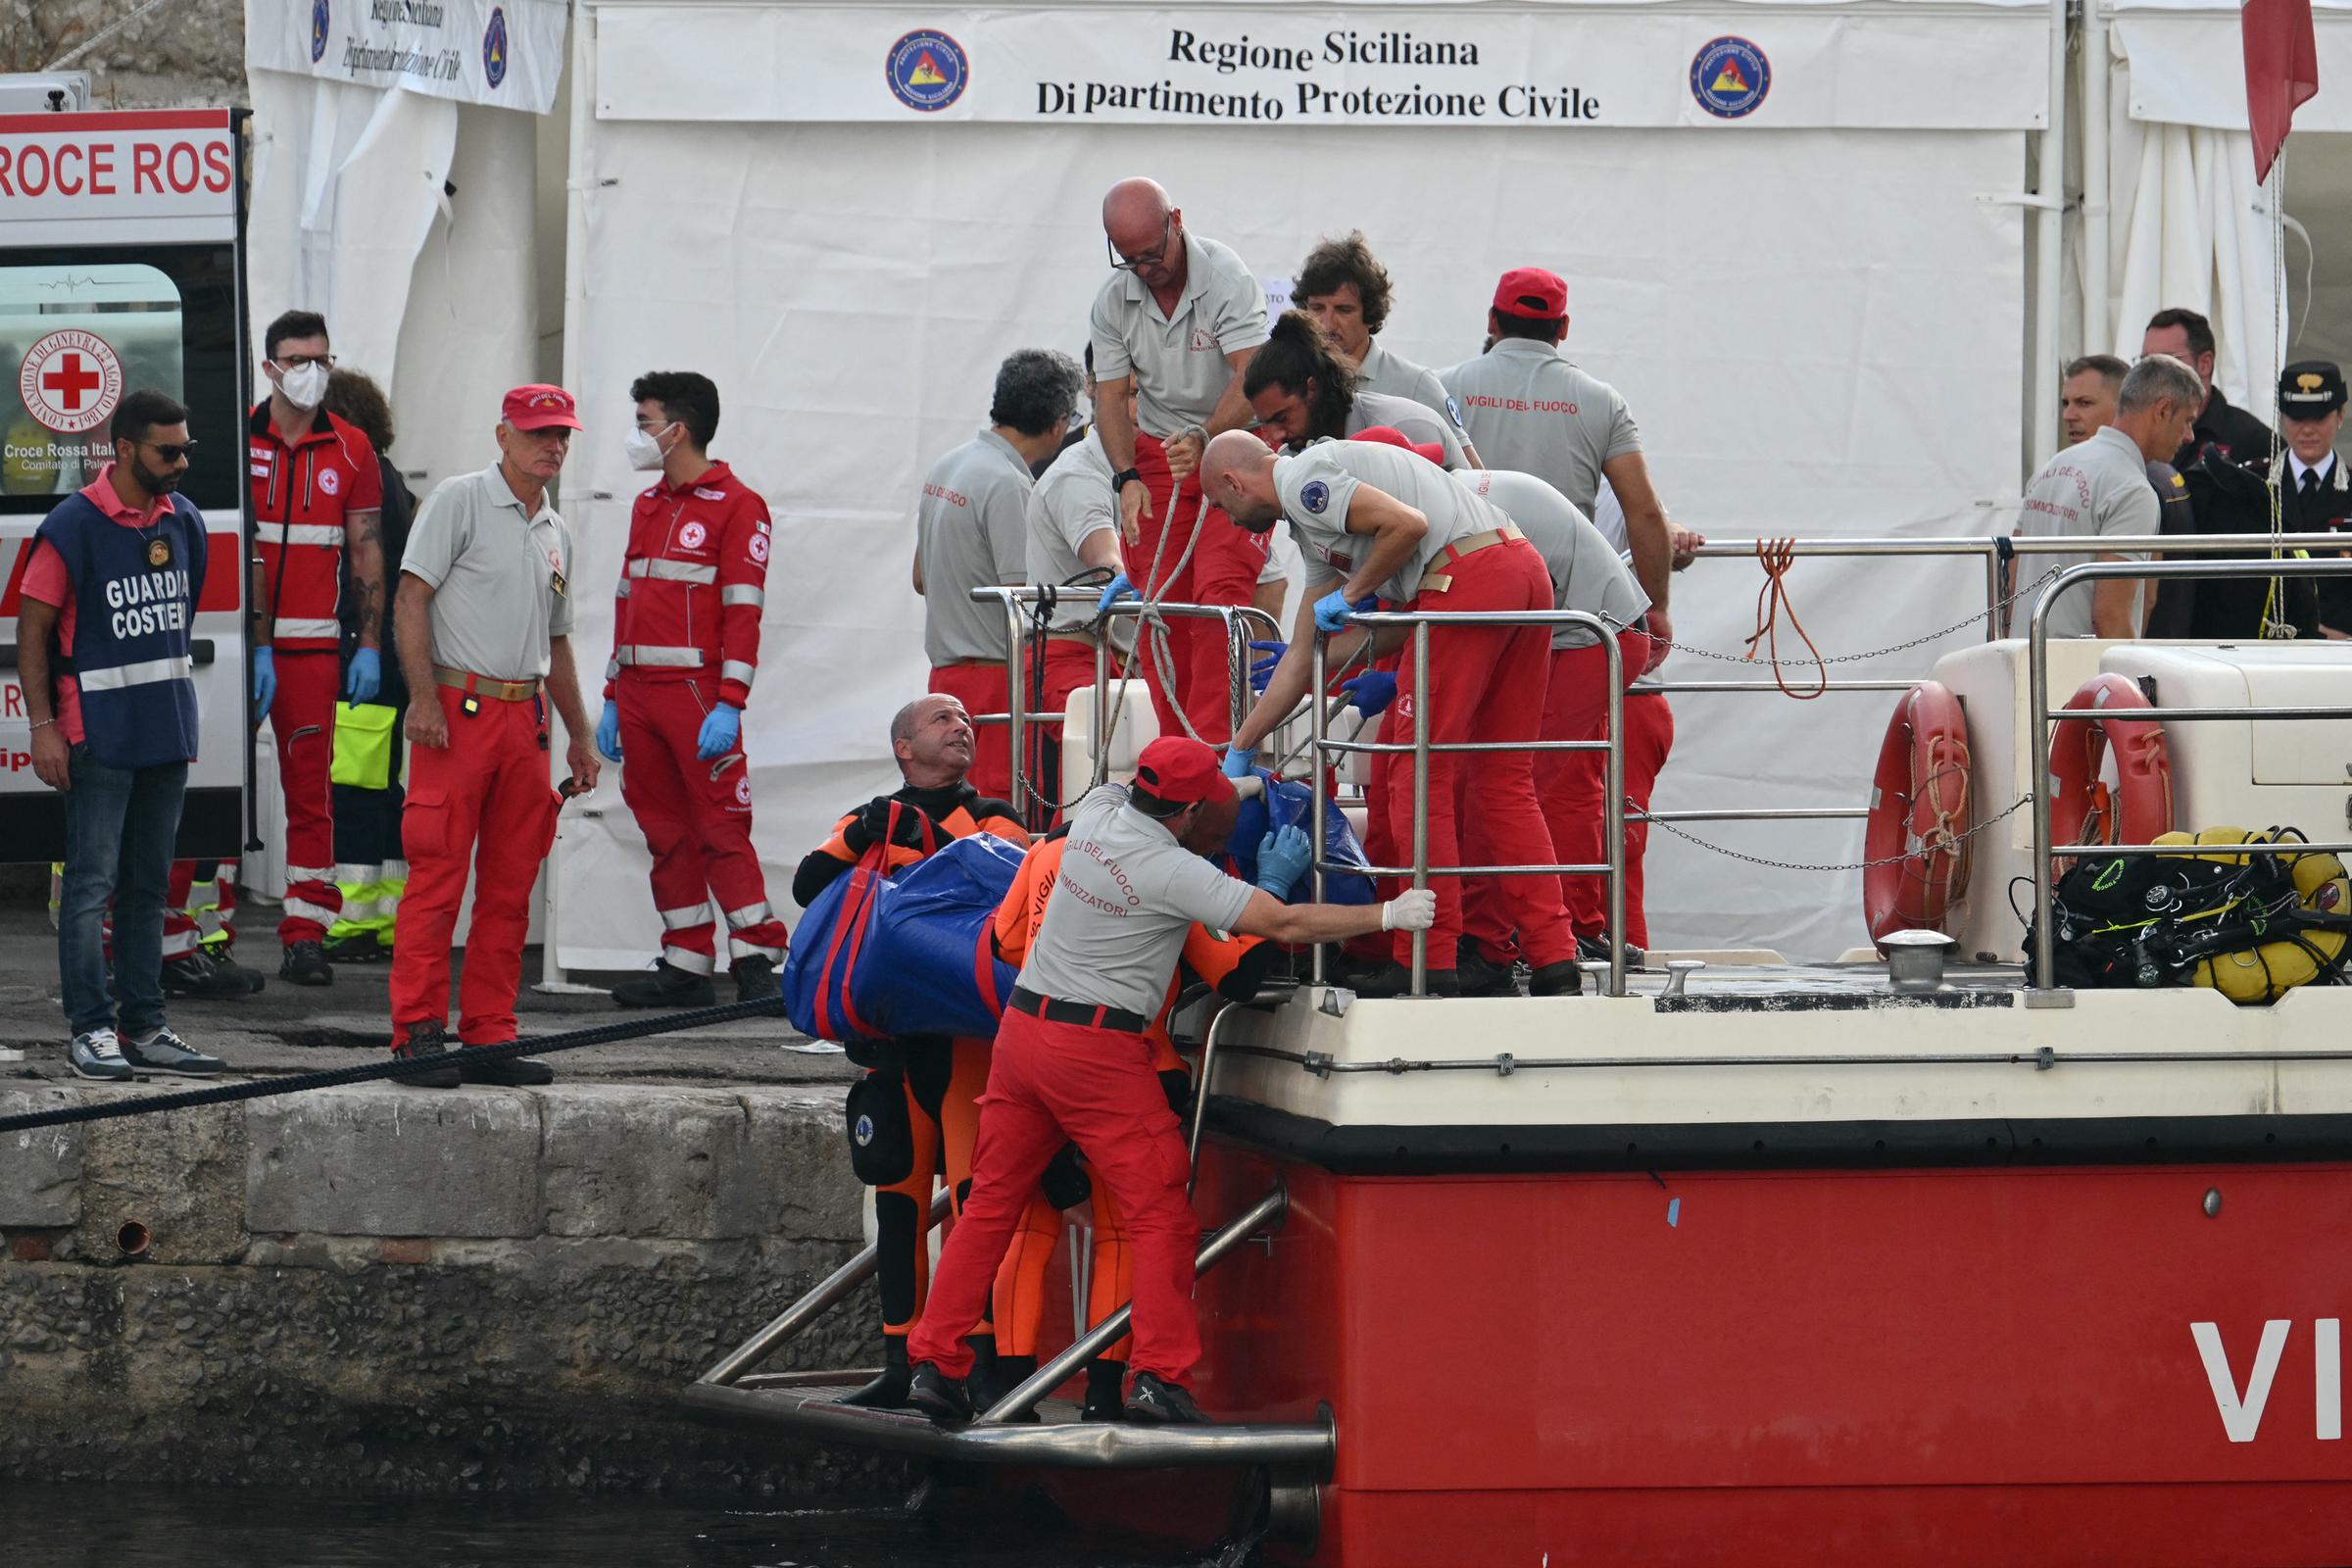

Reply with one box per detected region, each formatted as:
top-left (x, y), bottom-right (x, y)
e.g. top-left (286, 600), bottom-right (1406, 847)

top-left (0, 77), bottom-right (252, 862)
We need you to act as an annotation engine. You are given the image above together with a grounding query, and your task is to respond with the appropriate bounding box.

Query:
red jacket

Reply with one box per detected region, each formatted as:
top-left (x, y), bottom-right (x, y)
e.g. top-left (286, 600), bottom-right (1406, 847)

top-left (248, 403), bottom-right (381, 652)
top-left (604, 461), bottom-right (772, 709)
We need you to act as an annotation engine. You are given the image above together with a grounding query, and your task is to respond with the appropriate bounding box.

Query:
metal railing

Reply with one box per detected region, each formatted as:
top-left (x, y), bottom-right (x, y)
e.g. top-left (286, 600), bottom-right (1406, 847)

top-left (2025, 554), bottom-right (2352, 992)
top-left (1309, 608), bottom-right (1630, 999)
top-left (969, 585), bottom-right (1282, 824)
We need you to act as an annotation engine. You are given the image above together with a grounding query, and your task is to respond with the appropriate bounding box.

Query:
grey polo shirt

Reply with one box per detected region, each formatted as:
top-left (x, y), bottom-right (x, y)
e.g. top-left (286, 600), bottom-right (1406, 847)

top-left (1355, 338), bottom-right (1473, 449)
top-left (1441, 340), bottom-right (1642, 516)
top-left (1089, 229), bottom-right (1268, 439)
top-left (401, 463), bottom-right (575, 682)
top-left (1347, 390), bottom-right (1469, 470)
top-left (918, 428), bottom-right (1034, 665)
top-left (1454, 468), bottom-right (1648, 650)
top-left (1015, 783), bottom-right (1256, 1019)
top-left (2016, 423), bottom-right (2159, 638)
top-left (1027, 428), bottom-right (1119, 634)
top-left (1274, 439), bottom-right (1506, 603)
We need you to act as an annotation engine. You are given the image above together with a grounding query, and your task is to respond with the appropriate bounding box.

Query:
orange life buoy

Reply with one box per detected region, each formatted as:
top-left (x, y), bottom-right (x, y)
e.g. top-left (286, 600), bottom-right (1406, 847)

top-left (2047, 672), bottom-right (2173, 851)
top-left (1862, 680), bottom-right (1973, 942)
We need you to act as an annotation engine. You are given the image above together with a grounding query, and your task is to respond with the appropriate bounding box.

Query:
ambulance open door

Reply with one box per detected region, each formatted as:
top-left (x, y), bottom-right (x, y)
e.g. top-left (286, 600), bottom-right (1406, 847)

top-left (0, 107), bottom-right (252, 862)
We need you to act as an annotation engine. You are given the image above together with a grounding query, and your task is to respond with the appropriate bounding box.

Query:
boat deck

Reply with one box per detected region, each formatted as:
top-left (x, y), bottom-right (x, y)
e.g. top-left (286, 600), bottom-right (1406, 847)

top-left (682, 1369), bottom-right (1331, 1471)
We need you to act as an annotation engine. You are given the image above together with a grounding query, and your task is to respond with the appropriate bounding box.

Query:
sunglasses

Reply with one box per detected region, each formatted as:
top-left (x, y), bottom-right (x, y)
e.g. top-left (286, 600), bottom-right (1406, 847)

top-left (139, 440), bottom-right (197, 463)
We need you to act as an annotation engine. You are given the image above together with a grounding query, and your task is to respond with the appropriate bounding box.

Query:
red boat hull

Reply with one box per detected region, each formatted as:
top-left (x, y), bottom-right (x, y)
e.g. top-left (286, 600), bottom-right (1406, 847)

top-left (1190, 1146), bottom-right (2352, 1566)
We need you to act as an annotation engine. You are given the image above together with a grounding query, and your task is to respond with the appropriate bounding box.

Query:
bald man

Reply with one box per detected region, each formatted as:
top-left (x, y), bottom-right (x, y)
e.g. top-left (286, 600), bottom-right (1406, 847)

top-left (1090, 178), bottom-right (1269, 745)
top-left (1204, 431), bottom-right (1581, 998)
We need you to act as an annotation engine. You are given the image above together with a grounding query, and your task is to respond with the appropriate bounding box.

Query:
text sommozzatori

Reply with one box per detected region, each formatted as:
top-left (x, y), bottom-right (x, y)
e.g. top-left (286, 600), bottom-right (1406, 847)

top-left (1034, 27), bottom-right (1601, 122)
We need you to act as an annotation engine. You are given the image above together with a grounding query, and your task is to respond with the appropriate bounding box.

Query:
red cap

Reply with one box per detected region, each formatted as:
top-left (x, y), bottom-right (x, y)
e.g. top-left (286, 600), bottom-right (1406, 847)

top-left (1350, 425), bottom-right (1446, 466)
top-left (1133, 736), bottom-right (1235, 807)
top-left (1492, 267), bottom-right (1568, 320)
top-left (502, 383), bottom-right (583, 432)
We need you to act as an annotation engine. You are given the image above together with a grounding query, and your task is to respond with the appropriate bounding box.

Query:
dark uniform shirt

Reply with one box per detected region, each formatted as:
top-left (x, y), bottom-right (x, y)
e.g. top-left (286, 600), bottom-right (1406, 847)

top-left (2139, 460), bottom-right (2198, 637)
top-left (2178, 451), bottom-right (2328, 638)
top-left (2176, 385), bottom-right (2276, 472)
top-left (2284, 454), bottom-right (2352, 635)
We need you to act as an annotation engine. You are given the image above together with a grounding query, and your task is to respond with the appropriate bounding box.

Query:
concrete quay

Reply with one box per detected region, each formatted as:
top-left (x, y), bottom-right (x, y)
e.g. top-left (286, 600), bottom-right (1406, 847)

top-left (0, 908), bottom-right (892, 1500)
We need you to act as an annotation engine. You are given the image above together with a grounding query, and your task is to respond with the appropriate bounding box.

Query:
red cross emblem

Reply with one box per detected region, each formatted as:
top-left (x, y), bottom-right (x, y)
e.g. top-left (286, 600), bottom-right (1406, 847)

top-left (18, 329), bottom-right (124, 436)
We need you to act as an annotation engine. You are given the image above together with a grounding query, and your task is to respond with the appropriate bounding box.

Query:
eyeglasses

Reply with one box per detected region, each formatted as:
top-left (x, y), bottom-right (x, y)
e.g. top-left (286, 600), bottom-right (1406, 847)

top-left (139, 440), bottom-right (197, 463)
top-left (1107, 217), bottom-right (1175, 273)
top-left (271, 353), bottom-right (335, 369)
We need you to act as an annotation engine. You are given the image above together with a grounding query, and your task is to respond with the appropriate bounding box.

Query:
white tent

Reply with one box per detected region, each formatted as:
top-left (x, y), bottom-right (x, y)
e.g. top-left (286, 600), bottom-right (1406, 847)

top-left (547, 0), bottom-right (2061, 967)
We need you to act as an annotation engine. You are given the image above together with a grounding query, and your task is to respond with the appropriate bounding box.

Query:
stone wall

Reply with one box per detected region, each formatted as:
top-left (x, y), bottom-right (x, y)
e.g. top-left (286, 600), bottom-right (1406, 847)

top-left (2, 0), bottom-right (247, 111)
top-left (0, 1082), bottom-right (903, 1499)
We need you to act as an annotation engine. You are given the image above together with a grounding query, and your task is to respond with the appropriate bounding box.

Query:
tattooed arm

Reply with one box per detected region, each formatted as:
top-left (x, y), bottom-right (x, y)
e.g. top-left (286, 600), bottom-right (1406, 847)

top-left (346, 508), bottom-right (385, 649)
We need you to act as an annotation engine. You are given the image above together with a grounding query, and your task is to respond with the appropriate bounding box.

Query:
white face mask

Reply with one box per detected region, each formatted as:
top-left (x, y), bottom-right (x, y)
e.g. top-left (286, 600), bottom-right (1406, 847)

top-left (276, 360), bottom-right (328, 410)
top-left (624, 421), bottom-right (675, 471)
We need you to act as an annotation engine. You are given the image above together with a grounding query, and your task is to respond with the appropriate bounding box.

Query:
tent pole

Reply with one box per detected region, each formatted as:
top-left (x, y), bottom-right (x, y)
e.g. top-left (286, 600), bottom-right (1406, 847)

top-left (2030, 0), bottom-right (2068, 475)
top-left (2082, 0), bottom-right (2111, 355)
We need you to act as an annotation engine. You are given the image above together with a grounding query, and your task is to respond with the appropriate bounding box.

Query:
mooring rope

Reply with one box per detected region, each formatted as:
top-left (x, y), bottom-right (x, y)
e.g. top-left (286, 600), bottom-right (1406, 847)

top-left (0, 997), bottom-right (791, 1134)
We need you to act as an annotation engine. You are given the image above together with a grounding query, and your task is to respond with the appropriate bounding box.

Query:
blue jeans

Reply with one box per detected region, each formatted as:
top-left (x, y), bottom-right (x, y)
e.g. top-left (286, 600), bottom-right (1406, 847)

top-left (58, 745), bottom-right (187, 1039)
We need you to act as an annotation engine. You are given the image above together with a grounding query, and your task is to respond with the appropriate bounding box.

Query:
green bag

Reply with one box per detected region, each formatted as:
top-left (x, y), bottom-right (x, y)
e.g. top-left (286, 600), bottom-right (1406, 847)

top-left (330, 702), bottom-right (398, 791)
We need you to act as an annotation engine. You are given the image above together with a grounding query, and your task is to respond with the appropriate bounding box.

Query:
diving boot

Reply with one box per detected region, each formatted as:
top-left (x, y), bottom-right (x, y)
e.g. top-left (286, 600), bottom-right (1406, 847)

top-left (1455, 942), bottom-right (1516, 998)
top-left (977, 1353), bottom-right (1041, 1424)
top-left (731, 955), bottom-right (780, 1005)
top-left (1080, 1359), bottom-right (1128, 1422)
top-left (907, 1360), bottom-right (975, 1426)
top-left (610, 960), bottom-right (716, 1009)
top-left (1124, 1370), bottom-right (1215, 1426)
top-left (1349, 961), bottom-right (1459, 999)
top-left (838, 1338), bottom-right (911, 1408)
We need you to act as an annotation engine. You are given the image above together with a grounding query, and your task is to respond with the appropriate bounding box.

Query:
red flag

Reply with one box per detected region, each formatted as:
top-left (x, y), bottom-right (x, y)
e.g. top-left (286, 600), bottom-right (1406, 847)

top-left (2244, 0), bottom-right (2320, 182)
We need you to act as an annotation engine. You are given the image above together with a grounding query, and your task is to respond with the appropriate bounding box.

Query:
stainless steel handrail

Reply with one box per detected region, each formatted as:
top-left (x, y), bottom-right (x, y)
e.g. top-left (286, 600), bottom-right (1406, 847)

top-left (2026, 555), bottom-right (2352, 990)
top-left (1312, 608), bottom-right (1627, 1000)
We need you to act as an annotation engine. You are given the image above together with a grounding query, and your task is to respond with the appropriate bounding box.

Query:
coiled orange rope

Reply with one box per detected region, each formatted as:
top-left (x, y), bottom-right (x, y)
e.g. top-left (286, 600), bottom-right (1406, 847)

top-left (1742, 538), bottom-right (1828, 700)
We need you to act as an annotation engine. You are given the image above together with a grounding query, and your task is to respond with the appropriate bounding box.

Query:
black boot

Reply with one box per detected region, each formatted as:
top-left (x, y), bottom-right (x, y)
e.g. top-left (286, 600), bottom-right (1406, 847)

top-left (279, 940), bottom-right (334, 987)
top-left (1351, 961), bottom-right (1460, 999)
top-left (839, 1337), bottom-right (911, 1408)
top-left (731, 955), bottom-right (779, 1004)
top-left (1529, 960), bottom-right (1585, 998)
top-left (907, 1360), bottom-right (975, 1425)
top-left (610, 959), bottom-right (716, 1009)
top-left (1124, 1370), bottom-right (1214, 1425)
top-left (1455, 942), bottom-right (1517, 998)
top-left (978, 1353), bottom-right (1041, 1424)
top-left (1577, 932), bottom-right (1647, 969)
top-left (1080, 1359), bottom-right (1128, 1422)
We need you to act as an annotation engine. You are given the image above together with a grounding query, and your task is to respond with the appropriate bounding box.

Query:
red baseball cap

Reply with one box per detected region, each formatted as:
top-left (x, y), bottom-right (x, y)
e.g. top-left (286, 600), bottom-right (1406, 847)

top-left (1133, 736), bottom-right (1236, 807)
top-left (1350, 425), bottom-right (1446, 466)
top-left (502, 383), bottom-right (584, 432)
top-left (1492, 267), bottom-right (1568, 320)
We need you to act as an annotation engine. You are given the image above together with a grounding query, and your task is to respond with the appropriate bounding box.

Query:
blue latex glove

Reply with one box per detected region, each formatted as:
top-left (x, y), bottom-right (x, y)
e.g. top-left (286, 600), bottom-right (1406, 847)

top-left (1221, 746), bottom-right (1256, 779)
top-left (344, 647), bottom-right (380, 705)
top-left (252, 647), bottom-right (275, 720)
top-left (1098, 571), bottom-right (1136, 615)
top-left (1248, 639), bottom-right (1287, 693)
top-left (1342, 669), bottom-right (1398, 716)
top-left (1314, 590), bottom-right (1378, 633)
top-left (696, 702), bottom-right (741, 760)
top-left (596, 698), bottom-right (624, 762)
top-left (1255, 825), bottom-right (1314, 901)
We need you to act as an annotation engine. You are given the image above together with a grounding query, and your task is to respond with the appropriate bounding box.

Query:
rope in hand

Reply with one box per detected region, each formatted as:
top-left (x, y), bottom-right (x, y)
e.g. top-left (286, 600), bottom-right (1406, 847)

top-left (0, 997), bottom-right (791, 1134)
top-left (1742, 538), bottom-right (1828, 700)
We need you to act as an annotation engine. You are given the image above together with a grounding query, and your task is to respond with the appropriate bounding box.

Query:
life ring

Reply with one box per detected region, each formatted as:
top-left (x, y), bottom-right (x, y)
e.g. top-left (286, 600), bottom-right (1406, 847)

top-left (1862, 680), bottom-right (1973, 942)
top-left (2048, 673), bottom-right (2173, 852)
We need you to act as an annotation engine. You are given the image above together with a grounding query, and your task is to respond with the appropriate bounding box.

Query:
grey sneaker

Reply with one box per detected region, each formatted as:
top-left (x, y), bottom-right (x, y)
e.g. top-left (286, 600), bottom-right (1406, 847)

top-left (122, 1025), bottom-right (226, 1078)
top-left (69, 1029), bottom-right (134, 1082)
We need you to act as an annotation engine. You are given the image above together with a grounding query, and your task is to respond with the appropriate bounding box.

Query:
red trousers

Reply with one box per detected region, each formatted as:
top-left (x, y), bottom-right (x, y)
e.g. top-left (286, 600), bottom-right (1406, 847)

top-left (1542, 634), bottom-right (1674, 948)
top-left (272, 650), bottom-right (343, 945)
top-left (1377, 539), bottom-right (1575, 970)
top-left (614, 677), bottom-right (787, 974)
top-left (928, 662), bottom-right (1011, 803)
top-left (1121, 432), bottom-right (1262, 747)
top-left (1029, 637), bottom-right (1106, 825)
top-left (389, 684), bottom-right (559, 1047)
top-left (906, 1006), bottom-right (1201, 1384)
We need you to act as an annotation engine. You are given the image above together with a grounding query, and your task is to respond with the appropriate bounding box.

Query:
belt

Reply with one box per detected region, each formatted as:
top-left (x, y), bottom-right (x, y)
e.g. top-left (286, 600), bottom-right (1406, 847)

top-left (434, 666), bottom-right (541, 702)
top-left (935, 657), bottom-right (1004, 669)
top-left (1419, 523), bottom-right (1524, 595)
top-left (1008, 985), bottom-right (1148, 1035)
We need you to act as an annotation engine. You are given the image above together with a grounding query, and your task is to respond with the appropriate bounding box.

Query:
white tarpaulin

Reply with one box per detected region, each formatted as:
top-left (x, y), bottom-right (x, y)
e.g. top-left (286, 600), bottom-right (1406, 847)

top-left (557, 0), bottom-right (2045, 967)
top-left (594, 3), bottom-right (2050, 128)
top-left (247, 0), bottom-right (568, 113)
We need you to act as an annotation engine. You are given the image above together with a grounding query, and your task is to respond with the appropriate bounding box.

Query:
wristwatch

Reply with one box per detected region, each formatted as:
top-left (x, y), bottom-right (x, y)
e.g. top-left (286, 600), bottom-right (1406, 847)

top-left (1111, 467), bottom-right (1144, 491)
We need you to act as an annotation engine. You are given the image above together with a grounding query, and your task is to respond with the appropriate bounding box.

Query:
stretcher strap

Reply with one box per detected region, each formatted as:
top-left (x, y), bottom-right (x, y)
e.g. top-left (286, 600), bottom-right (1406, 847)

top-left (971, 924), bottom-right (1006, 1022)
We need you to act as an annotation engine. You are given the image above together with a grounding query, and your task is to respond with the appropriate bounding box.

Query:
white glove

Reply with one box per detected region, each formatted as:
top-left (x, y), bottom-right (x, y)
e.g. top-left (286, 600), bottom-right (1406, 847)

top-left (1380, 890), bottom-right (1439, 932)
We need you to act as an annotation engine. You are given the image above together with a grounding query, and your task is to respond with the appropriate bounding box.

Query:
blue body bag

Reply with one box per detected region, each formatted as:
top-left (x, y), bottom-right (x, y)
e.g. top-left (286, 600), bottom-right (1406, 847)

top-left (850, 832), bottom-right (1028, 1039)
